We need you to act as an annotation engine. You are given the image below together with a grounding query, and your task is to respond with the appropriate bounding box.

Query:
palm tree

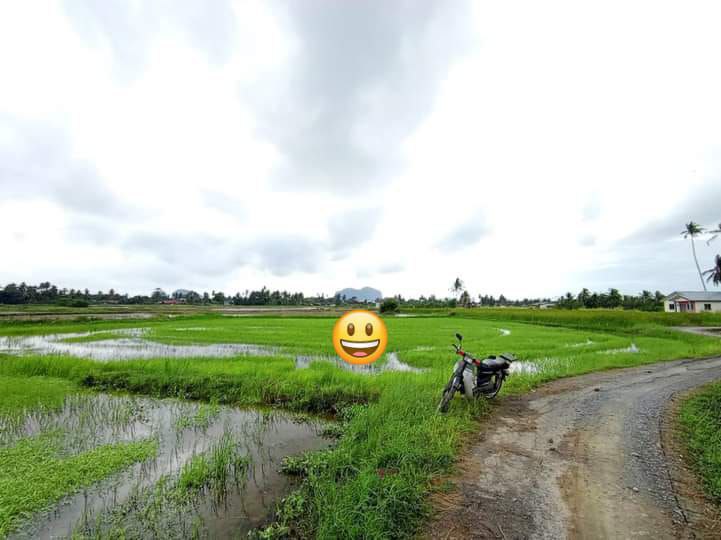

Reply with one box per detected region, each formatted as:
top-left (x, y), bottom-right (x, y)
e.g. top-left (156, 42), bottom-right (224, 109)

top-left (681, 221), bottom-right (707, 291)
top-left (450, 277), bottom-right (465, 298)
top-left (707, 222), bottom-right (721, 246)
top-left (703, 254), bottom-right (721, 286)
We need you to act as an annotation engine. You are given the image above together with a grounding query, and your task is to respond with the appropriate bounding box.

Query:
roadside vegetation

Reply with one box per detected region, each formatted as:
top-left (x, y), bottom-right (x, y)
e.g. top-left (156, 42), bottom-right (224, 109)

top-left (679, 381), bottom-right (721, 504)
top-left (2, 310), bottom-right (721, 538)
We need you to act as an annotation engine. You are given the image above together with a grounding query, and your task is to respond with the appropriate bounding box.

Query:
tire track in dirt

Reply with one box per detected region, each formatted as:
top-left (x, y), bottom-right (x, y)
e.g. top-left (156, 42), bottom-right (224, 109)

top-left (423, 357), bottom-right (721, 539)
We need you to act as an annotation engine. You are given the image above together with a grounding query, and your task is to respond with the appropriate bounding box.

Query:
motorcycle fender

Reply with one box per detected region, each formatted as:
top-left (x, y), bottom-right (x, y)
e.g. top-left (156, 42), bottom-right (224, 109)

top-left (450, 361), bottom-right (473, 398)
top-left (461, 366), bottom-right (475, 398)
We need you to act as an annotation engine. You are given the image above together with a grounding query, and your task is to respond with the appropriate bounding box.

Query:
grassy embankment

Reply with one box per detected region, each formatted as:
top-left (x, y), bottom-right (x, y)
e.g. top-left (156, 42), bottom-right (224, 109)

top-left (678, 381), bottom-right (721, 505)
top-left (2, 310), bottom-right (721, 538)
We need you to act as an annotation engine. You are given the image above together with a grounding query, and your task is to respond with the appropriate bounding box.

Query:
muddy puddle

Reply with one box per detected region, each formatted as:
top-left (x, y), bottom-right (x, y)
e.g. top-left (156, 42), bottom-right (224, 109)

top-left (0, 329), bottom-right (278, 361)
top-left (5, 393), bottom-right (330, 539)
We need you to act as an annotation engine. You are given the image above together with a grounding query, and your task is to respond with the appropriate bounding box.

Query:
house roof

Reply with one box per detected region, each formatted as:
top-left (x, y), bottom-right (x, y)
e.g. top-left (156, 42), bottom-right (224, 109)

top-left (665, 291), bottom-right (721, 302)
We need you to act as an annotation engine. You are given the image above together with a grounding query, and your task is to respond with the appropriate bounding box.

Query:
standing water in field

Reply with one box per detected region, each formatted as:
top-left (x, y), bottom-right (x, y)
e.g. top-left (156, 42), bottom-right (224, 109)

top-left (599, 342), bottom-right (640, 355)
top-left (6, 394), bottom-right (330, 539)
top-left (294, 352), bottom-right (425, 374)
top-left (0, 329), bottom-right (278, 361)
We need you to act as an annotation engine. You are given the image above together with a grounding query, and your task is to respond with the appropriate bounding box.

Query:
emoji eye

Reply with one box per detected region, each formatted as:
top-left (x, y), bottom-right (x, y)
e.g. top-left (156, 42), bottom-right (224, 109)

top-left (365, 323), bottom-right (373, 336)
top-left (347, 323), bottom-right (355, 336)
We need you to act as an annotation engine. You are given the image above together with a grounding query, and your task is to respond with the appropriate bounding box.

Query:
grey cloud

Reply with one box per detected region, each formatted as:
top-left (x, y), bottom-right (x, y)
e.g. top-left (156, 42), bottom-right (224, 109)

top-left (378, 263), bottom-right (404, 274)
top-left (436, 218), bottom-right (490, 252)
top-left (579, 179), bottom-right (721, 293)
top-left (62, 0), bottom-right (236, 79)
top-left (327, 207), bottom-right (382, 259)
top-left (124, 232), bottom-right (247, 276)
top-left (577, 238), bottom-right (710, 294)
top-left (254, 236), bottom-right (322, 276)
top-left (0, 117), bottom-right (131, 218)
top-left (354, 262), bottom-right (404, 279)
top-left (124, 231), bottom-right (324, 278)
top-left (202, 190), bottom-right (246, 219)
top-left (65, 215), bottom-right (120, 245)
top-left (250, 0), bottom-right (474, 192)
top-left (621, 179), bottom-right (721, 246)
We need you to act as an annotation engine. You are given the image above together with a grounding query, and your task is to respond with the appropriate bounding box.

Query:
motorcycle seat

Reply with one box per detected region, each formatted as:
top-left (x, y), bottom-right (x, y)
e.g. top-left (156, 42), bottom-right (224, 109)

top-left (480, 357), bottom-right (510, 371)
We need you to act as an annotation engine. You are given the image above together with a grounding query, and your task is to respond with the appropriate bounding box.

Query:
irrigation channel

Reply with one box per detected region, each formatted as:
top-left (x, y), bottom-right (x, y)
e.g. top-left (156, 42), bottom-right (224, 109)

top-left (3, 393), bottom-right (331, 539)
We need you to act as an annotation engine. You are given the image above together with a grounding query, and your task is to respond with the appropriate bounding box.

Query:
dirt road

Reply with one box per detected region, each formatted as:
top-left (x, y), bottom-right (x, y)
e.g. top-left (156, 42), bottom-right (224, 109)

top-left (425, 357), bottom-right (721, 539)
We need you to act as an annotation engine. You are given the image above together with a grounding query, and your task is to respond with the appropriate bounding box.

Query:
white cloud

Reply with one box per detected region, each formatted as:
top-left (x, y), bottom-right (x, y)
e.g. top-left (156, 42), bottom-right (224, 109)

top-left (2, 0), bottom-right (721, 298)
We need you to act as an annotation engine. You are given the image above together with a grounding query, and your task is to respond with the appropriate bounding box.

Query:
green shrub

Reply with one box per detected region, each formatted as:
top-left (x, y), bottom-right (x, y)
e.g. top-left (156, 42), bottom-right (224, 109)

top-left (380, 298), bottom-right (400, 313)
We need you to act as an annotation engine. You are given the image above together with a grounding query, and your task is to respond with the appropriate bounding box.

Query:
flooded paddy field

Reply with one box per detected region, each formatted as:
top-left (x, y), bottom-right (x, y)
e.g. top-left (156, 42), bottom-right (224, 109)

top-left (0, 329), bottom-right (279, 361)
top-left (1, 389), bottom-right (330, 539)
top-left (3, 312), bottom-right (721, 538)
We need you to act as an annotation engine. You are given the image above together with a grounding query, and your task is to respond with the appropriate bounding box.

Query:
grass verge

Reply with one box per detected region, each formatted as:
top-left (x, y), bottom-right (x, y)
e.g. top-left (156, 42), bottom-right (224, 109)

top-left (678, 381), bottom-right (721, 504)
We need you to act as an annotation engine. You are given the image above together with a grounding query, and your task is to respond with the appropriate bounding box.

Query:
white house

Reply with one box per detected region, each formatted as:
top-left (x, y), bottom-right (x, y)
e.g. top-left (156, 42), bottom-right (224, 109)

top-left (664, 291), bottom-right (721, 313)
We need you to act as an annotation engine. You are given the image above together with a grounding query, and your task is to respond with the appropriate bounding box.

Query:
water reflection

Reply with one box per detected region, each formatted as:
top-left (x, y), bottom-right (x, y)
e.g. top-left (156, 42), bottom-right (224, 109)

top-left (0, 329), bottom-right (278, 361)
top-left (7, 394), bottom-right (329, 539)
top-left (294, 352), bottom-right (426, 374)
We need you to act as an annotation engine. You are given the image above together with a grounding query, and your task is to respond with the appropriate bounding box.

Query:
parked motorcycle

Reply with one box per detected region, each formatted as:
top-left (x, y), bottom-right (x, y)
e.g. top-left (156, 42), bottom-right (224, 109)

top-left (437, 333), bottom-right (515, 412)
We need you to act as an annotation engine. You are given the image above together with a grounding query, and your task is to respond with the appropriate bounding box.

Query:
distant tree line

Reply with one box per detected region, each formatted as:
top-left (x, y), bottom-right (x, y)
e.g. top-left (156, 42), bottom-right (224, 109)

top-left (556, 288), bottom-right (665, 311)
top-left (0, 281), bottom-right (668, 312)
top-left (0, 282), bottom-right (334, 307)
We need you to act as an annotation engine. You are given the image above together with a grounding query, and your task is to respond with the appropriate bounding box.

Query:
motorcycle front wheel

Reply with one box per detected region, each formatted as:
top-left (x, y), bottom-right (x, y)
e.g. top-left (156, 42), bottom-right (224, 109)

top-left (437, 376), bottom-right (459, 413)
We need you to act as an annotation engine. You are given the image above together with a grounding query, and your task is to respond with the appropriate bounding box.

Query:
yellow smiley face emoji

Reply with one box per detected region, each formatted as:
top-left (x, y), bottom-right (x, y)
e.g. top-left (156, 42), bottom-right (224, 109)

top-left (332, 310), bottom-right (388, 365)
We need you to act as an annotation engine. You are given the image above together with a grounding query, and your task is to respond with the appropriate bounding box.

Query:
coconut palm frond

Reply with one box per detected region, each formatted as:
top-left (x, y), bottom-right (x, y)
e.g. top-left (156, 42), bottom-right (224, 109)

top-left (681, 221), bottom-right (704, 238)
top-left (703, 254), bottom-right (721, 286)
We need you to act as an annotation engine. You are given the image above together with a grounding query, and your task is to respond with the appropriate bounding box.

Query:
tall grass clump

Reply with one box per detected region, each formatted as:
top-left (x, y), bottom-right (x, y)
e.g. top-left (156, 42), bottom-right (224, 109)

top-left (679, 381), bottom-right (721, 503)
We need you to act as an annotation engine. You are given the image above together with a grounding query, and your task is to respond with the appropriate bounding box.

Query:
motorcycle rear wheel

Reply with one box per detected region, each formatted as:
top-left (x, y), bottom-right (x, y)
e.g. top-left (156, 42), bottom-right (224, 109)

top-left (479, 374), bottom-right (503, 399)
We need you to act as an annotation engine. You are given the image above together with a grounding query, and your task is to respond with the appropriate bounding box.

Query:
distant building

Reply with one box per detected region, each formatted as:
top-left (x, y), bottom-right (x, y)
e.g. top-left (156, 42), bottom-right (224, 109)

top-left (664, 291), bottom-right (721, 313)
top-left (530, 302), bottom-right (556, 309)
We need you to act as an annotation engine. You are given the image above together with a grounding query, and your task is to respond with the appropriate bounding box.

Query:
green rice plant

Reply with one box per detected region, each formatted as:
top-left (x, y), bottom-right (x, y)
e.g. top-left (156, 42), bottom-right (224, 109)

top-left (0, 375), bottom-right (78, 421)
top-left (74, 431), bottom-right (251, 539)
top-left (174, 401), bottom-right (220, 431)
top-left (0, 432), bottom-right (157, 537)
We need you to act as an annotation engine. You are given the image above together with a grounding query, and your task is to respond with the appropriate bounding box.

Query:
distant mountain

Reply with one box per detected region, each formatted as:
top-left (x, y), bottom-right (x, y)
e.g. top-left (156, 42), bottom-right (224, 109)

top-left (334, 287), bottom-right (382, 303)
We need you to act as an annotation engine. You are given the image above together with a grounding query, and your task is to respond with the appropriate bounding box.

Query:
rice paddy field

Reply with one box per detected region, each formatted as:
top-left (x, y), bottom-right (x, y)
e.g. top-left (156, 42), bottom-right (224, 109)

top-left (1, 308), bottom-right (721, 539)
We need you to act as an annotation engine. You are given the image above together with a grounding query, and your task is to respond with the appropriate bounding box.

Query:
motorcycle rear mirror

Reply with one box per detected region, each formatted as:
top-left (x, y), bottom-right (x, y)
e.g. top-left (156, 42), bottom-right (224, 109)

top-left (455, 333), bottom-right (463, 342)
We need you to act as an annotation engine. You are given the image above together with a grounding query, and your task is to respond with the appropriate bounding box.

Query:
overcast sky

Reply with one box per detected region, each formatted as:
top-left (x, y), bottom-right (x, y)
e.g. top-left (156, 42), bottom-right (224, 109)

top-left (2, 1), bottom-right (721, 299)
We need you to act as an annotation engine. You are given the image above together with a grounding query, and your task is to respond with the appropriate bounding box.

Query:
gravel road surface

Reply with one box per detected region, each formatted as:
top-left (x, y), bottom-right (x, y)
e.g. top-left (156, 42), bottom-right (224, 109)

top-left (425, 357), bottom-right (721, 539)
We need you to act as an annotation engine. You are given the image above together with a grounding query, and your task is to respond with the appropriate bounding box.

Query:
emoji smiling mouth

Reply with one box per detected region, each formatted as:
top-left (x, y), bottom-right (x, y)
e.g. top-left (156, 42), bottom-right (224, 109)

top-left (340, 339), bottom-right (380, 358)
